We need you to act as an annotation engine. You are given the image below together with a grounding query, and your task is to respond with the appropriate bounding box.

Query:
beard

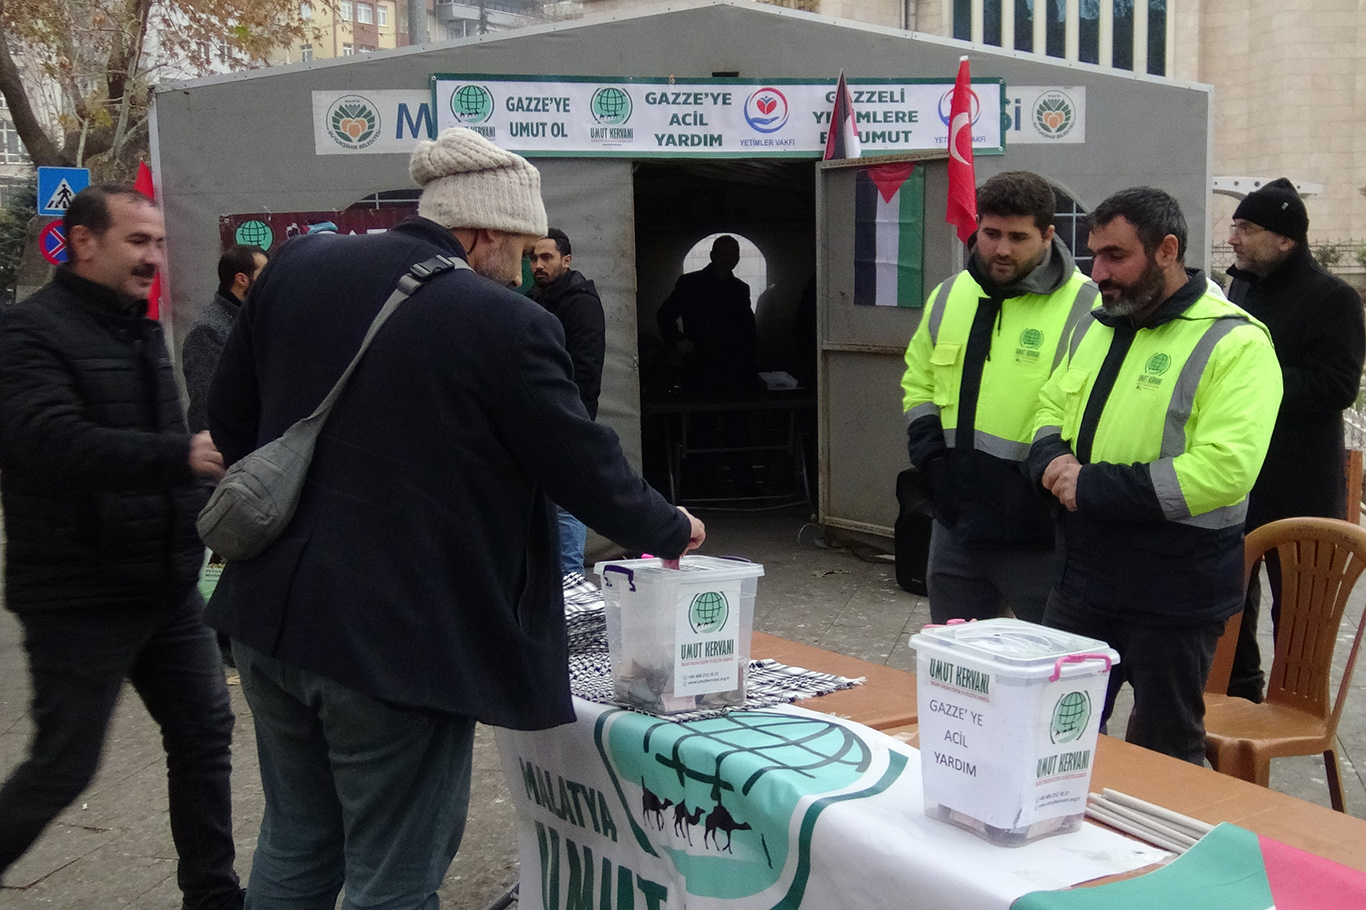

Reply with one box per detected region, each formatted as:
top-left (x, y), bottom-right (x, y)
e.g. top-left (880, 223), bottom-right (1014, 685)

top-left (1097, 256), bottom-right (1166, 318)
top-left (974, 246), bottom-right (1045, 288)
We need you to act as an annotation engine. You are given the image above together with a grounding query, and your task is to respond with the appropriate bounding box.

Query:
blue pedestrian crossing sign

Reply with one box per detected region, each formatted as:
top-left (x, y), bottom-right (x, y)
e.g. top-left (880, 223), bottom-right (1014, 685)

top-left (37, 166), bottom-right (91, 217)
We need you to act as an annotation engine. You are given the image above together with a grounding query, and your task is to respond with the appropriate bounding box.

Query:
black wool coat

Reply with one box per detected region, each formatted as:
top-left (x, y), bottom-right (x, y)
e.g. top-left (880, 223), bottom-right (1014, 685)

top-left (205, 218), bottom-right (690, 730)
top-left (1228, 247), bottom-right (1366, 527)
top-left (0, 269), bottom-right (206, 613)
top-left (528, 269), bottom-right (605, 419)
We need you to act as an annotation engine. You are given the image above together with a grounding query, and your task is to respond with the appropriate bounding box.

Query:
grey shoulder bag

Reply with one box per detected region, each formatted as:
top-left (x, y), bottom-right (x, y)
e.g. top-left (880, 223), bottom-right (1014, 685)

top-left (197, 254), bottom-right (471, 561)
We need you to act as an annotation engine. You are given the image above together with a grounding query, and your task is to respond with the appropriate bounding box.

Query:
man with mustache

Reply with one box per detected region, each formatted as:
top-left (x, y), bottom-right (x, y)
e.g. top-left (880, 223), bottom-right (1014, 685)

top-left (1028, 186), bottom-right (1282, 763)
top-left (901, 171), bottom-right (1097, 624)
top-left (0, 186), bottom-right (243, 907)
top-left (1222, 179), bottom-right (1365, 704)
top-left (528, 227), bottom-right (605, 577)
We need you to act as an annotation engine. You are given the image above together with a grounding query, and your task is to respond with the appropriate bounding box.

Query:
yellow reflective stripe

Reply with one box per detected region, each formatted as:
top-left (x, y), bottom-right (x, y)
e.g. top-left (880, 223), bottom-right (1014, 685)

top-left (926, 274), bottom-right (959, 347)
top-left (1054, 283), bottom-right (1100, 372)
top-left (943, 428), bottom-right (1032, 461)
top-left (906, 401), bottom-right (940, 425)
top-left (1149, 457), bottom-right (1190, 521)
top-left (1160, 316), bottom-right (1250, 459)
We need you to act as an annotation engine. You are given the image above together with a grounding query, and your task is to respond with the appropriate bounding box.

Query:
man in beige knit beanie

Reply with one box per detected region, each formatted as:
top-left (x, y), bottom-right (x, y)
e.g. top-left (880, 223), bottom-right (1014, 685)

top-left (205, 126), bottom-right (704, 907)
top-left (408, 126), bottom-right (548, 285)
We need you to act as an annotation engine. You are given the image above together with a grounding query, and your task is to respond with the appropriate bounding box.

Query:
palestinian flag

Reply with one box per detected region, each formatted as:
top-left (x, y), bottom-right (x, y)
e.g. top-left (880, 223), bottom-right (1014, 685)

top-left (1011, 823), bottom-right (1366, 910)
top-left (853, 162), bottom-right (925, 308)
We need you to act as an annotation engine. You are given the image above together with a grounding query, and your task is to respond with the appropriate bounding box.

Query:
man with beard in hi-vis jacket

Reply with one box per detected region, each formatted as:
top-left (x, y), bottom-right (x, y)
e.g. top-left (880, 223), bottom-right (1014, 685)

top-left (901, 171), bottom-right (1098, 625)
top-left (1029, 186), bottom-right (1281, 763)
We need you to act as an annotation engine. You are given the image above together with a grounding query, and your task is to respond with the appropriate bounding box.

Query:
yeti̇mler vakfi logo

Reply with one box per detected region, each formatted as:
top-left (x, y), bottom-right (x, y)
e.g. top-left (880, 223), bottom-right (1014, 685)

top-left (450, 84), bottom-right (495, 124)
top-left (327, 95), bottom-right (380, 150)
top-left (590, 87), bottom-right (633, 125)
top-left (1049, 690), bottom-right (1091, 744)
top-left (743, 87), bottom-right (789, 133)
top-left (688, 591), bottom-right (730, 634)
top-left (1032, 91), bottom-right (1076, 139)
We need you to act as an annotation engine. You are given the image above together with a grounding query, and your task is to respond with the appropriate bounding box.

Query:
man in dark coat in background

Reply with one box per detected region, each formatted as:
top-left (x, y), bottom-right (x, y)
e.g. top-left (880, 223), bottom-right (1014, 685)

top-left (206, 128), bottom-right (704, 908)
top-left (529, 226), bottom-right (605, 576)
top-left (657, 234), bottom-right (757, 397)
top-left (0, 186), bottom-right (241, 908)
top-left (182, 243), bottom-right (267, 434)
top-left (1225, 177), bottom-right (1366, 702)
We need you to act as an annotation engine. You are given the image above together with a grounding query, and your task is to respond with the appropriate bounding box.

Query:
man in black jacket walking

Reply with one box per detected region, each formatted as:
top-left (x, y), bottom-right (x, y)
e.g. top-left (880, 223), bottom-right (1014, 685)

top-left (1225, 178), bottom-right (1366, 702)
top-left (206, 128), bottom-right (704, 908)
top-left (0, 186), bottom-right (242, 908)
top-left (529, 227), bottom-right (606, 576)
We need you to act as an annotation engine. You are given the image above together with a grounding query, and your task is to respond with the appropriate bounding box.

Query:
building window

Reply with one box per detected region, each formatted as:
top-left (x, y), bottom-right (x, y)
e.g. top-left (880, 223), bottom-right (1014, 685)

top-left (954, 0), bottom-right (1168, 76)
top-left (300, 43), bottom-right (314, 62)
top-left (1051, 187), bottom-right (1092, 276)
top-left (340, 0), bottom-right (352, 20)
top-left (342, 42), bottom-right (354, 55)
top-left (357, 2), bottom-right (373, 23)
top-left (0, 116), bottom-right (25, 164)
top-left (300, 1), bottom-right (311, 18)
top-left (377, 3), bottom-right (388, 26)
top-left (359, 44), bottom-right (376, 53)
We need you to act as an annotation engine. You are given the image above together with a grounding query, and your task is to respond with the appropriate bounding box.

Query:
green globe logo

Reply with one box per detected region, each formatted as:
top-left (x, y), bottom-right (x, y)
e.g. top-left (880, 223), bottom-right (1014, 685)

top-left (450, 84), bottom-right (494, 124)
top-left (326, 95), bottom-right (380, 149)
top-left (1145, 353), bottom-right (1171, 376)
top-left (590, 87), bottom-right (633, 125)
top-left (1019, 328), bottom-right (1044, 350)
top-left (1049, 690), bottom-right (1092, 744)
top-left (234, 220), bottom-right (274, 251)
top-left (688, 590), bottom-right (730, 634)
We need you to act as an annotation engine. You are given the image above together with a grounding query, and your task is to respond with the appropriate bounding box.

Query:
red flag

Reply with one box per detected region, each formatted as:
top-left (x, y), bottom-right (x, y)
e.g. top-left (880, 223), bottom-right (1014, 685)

top-left (133, 161), bottom-right (163, 319)
top-left (945, 56), bottom-right (978, 244)
top-left (823, 70), bottom-right (861, 161)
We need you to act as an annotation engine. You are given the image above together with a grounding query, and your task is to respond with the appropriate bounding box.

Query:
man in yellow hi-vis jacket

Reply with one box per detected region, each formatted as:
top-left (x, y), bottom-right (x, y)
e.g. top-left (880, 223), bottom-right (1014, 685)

top-left (1028, 186), bottom-right (1282, 764)
top-left (901, 171), bottom-right (1098, 624)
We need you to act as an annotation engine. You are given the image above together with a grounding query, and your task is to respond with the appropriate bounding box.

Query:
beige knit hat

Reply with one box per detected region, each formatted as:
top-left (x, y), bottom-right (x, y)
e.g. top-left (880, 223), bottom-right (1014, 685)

top-left (409, 127), bottom-right (547, 236)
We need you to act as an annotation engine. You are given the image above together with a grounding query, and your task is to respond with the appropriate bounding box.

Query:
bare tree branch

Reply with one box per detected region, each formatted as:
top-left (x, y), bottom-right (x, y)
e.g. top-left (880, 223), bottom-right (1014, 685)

top-left (0, 0), bottom-right (70, 166)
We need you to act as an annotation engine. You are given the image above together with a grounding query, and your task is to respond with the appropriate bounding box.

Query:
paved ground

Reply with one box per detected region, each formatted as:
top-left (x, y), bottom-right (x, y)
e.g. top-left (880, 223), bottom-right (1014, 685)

top-left (2, 503), bottom-right (1364, 908)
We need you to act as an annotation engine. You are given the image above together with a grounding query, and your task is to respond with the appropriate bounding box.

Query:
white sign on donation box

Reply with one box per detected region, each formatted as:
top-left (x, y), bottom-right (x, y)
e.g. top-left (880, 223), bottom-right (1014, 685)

top-left (910, 619), bottom-right (1118, 846)
top-left (674, 575), bottom-right (744, 696)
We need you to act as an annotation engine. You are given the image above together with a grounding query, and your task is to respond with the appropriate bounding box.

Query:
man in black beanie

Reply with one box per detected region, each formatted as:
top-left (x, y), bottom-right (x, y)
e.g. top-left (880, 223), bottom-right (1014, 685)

top-left (1226, 177), bottom-right (1366, 702)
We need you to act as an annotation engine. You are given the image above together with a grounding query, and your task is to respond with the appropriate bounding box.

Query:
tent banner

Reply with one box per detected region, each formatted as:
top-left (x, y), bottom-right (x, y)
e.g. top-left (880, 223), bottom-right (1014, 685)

top-left (430, 74), bottom-right (1006, 158)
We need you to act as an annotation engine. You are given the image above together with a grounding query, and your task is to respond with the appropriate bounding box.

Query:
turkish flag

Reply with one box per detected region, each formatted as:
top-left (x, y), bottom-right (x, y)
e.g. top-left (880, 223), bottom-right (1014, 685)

top-left (945, 56), bottom-right (977, 244)
top-left (133, 161), bottom-right (163, 319)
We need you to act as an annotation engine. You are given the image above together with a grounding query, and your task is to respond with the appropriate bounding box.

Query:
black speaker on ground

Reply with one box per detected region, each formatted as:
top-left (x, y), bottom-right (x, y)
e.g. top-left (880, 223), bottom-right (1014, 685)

top-left (894, 468), bottom-right (933, 596)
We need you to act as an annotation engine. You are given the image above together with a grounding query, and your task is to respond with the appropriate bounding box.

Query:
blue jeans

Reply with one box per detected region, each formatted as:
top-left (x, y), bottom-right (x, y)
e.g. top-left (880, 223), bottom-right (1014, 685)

top-left (235, 644), bottom-right (476, 910)
top-left (0, 591), bottom-right (242, 909)
top-left (557, 505), bottom-right (587, 577)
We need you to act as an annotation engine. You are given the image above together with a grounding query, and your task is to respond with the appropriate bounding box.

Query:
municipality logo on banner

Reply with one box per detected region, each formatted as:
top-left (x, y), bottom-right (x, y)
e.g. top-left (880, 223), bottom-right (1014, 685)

top-left (311, 90), bottom-right (434, 155)
top-left (1007, 86), bottom-right (1087, 145)
top-left (326, 95), bottom-right (380, 150)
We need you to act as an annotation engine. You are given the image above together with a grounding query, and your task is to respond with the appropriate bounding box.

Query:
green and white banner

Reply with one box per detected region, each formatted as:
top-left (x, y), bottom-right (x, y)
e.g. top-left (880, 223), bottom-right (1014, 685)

top-left (499, 701), bottom-right (1167, 910)
top-left (430, 75), bottom-right (1006, 158)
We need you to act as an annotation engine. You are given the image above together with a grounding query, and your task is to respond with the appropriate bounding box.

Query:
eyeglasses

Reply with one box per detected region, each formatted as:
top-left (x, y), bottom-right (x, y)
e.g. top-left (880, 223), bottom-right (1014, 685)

top-left (1229, 221), bottom-right (1265, 239)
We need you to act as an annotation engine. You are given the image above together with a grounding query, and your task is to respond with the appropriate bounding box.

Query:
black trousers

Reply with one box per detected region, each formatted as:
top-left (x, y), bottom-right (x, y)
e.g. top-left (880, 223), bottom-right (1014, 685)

top-left (1227, 554), bottom-right (1281, 702)
top-left (1044, 589), bottom-right (1224, 765)
top-left (0, 591), bottom-right (242, 909)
